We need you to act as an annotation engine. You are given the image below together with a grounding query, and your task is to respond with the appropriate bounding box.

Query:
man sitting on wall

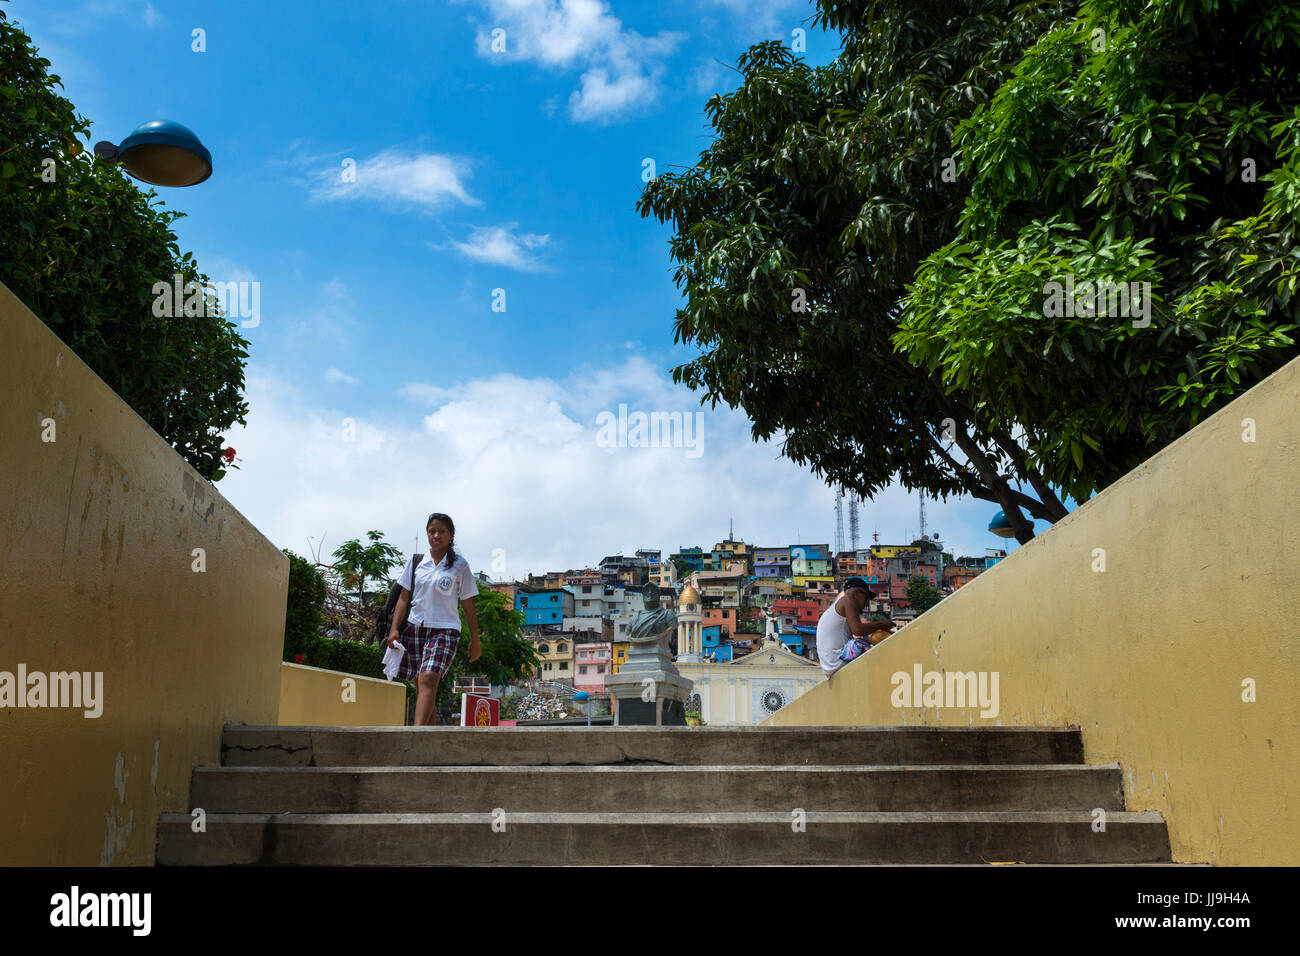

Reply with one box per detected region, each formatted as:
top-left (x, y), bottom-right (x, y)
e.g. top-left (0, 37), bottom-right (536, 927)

top-left (815, 577), bottom-right (895, 678)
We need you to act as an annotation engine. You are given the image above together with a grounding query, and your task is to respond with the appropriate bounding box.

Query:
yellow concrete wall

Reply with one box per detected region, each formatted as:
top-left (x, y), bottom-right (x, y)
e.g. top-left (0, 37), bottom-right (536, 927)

top-left (278, 662), bottom-right (406, 726)
top-left (0, 281), bottom-right (287, 865)
top-left (766, 356), bottom-right (1300, 865)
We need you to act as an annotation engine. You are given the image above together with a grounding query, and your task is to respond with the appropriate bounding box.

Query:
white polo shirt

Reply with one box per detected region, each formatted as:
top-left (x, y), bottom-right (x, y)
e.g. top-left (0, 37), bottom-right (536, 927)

top-left (398, 551), bottom-right (478, 630)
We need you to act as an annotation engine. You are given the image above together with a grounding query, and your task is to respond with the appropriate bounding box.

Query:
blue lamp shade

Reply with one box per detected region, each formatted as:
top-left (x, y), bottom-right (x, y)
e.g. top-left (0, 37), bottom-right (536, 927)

top-left (987, 510), bottom-right (1016, 538)
top-left (116, 120), bottom-right (212, 187)
top-left (573, 691), bottom-right (590, 702)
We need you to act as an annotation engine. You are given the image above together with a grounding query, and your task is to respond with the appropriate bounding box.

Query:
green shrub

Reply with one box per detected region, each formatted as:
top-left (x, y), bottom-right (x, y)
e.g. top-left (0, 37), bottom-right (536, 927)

top-left (0, 7), bottom-right (249, 481)
top-left (282, 550), bottom-right (325, 659)
top-left (298, 633), bottom-right (384, 679)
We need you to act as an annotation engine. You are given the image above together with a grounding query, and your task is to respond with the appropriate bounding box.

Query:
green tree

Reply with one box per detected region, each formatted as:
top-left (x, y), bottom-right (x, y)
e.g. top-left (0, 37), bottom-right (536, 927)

top-left (331, 530), bottom-right (403, 607)
top-left (0, 5), bottom-right (249, 481)
top-left (895, 0), bottom-right (1300, 506)
top-left (638, 1), bottom-right (1077, 545)
top-left (436, 584), bottom-right (540, 717)
top-left (638, 0), bottom-right (1300, 544)
top-left (905, 575), bottom-right (943, 614)
top-left (671, 556), bottom-right (693, 579)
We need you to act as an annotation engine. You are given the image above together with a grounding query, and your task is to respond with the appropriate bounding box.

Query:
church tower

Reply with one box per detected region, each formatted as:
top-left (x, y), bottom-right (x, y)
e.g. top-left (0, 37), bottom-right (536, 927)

top-left (676, 578), bottom-right (703, 663)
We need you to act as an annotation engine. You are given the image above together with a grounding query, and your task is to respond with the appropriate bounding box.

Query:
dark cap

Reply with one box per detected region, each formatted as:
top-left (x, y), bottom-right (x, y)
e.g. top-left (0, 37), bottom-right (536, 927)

top-left (842, 576), bottom-right (876, 598)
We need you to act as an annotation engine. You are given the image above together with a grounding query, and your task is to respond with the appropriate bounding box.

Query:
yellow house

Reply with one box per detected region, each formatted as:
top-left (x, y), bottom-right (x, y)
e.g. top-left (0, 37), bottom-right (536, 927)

top-left (611, 640), bottom-right (630, 674)
top-left (870, 544), bottom-right (921, 559)
top-left (792, 574), bottom-right (835, 589)
top-left (531, 633), bottom-right (574, 682)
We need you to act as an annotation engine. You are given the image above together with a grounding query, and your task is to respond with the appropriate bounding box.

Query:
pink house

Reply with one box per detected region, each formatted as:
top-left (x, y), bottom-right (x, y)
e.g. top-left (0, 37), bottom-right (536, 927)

top-left (573, 637), bottom-right (612, 698)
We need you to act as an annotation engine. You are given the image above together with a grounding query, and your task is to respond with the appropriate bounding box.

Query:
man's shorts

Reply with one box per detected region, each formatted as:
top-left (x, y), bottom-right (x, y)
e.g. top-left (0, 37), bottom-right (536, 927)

top-left (396, 622), bottom-right (460, 682)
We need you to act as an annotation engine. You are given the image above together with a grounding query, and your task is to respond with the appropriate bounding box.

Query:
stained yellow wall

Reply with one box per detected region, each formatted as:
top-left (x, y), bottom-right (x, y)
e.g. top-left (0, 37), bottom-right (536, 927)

top-left (0, 281), bottom-right (287, 865)
top-left (278, 662), bottom-right (406, 726)
top-left (766, 356), bottom-right (1300, 865)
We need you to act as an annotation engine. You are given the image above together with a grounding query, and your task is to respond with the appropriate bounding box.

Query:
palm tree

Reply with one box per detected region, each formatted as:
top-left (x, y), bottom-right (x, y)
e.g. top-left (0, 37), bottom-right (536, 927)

top-left (331, 531), bottom-right (403, 608)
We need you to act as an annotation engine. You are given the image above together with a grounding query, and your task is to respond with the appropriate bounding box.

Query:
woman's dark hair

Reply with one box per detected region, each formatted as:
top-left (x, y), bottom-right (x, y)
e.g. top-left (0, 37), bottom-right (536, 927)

top-left (427, 513), bottom-right (457, 568)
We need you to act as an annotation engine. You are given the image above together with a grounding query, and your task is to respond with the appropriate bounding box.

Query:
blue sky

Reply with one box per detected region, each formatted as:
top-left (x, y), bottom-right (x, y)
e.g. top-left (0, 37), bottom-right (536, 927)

top-left (11, 0), bottom-right (1048, 578)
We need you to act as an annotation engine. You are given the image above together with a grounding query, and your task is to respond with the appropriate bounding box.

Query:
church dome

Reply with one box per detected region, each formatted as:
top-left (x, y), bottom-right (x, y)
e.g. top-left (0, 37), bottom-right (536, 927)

top-left (679, 581), bottom-right (701, 606)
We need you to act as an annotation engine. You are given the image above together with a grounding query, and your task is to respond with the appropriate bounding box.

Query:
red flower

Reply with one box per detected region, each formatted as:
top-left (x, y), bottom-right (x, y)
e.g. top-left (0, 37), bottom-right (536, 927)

top-left (294, 654), bottom-right (307, 664)
top-left (223, 447), bottom-right (237, 464)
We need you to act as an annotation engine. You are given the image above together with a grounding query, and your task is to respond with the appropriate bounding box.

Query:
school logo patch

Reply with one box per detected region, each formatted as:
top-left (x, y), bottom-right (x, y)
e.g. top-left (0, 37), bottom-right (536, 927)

top-left (437, 574), bottom-right (453, 592)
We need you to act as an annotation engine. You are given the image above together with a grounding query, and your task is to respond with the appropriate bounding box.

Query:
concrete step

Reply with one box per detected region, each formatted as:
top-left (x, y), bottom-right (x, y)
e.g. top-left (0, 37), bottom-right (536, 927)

top-left (221, 725), bottom-right (1085, 768)
top-left (190, 763), bottom-right (1126, 813)
top-left (156, 810), bottom-right (1171, 865)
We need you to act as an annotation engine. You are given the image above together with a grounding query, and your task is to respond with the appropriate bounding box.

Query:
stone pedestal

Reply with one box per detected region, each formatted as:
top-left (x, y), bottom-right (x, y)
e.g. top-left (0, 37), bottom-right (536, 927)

top-left (604, 638), bottom-right (693, 727)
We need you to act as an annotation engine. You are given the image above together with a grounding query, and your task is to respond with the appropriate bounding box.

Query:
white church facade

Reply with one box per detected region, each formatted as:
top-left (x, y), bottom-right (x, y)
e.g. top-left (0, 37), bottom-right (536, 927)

top-left (673, 580), bottom-right (826, 726)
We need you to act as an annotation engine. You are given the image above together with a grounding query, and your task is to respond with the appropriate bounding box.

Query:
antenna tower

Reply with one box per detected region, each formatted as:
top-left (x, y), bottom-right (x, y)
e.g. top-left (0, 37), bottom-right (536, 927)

top-left (834, 492), bottom-right (845, 555)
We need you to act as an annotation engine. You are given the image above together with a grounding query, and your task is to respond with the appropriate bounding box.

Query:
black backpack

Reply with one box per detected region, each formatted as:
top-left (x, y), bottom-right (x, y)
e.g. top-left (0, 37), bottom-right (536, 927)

top-left (377, 552), bottom-right (423, 642)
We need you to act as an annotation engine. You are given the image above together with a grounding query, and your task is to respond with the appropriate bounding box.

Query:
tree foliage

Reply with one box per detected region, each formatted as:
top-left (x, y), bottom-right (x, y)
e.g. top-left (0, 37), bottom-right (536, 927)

top-left (905, 574), bottom-right (943, 613)
top-left (0, 5), bottom-right (248, 480)
top-left (639, 0), bottom-right (1077, 543)
top-left (331, 530), bottom-right (403, 607)
top-left (638, 0), bottom-right (1300, 542)
top-left (895, 0), bottom-right (1300, 504)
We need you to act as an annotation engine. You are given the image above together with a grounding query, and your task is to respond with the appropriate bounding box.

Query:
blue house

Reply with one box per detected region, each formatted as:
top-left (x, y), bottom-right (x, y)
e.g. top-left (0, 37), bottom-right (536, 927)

top-left (516, 588), bottom-right (574, 627)
top-left (701, 624), bottom-right (735, 662)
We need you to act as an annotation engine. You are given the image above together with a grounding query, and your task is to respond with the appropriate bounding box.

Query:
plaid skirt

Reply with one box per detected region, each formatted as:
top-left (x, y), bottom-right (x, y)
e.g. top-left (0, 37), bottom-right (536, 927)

top-left (396, 622), bottom-right (460, 682)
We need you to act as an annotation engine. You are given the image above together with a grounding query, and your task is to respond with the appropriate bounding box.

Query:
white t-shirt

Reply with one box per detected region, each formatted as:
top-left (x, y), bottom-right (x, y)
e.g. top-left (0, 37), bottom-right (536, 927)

top-left (398, 551), bottom-right (478, 630)
top-left (815, 600), bottom-right (852, 677)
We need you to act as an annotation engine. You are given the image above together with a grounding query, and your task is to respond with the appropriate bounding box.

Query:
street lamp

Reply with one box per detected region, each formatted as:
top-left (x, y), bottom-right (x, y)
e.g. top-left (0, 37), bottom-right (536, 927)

top-left (987, 510), bottom-right (1015, 538)
top-left (94, 119), bottom-right (212, 187)
top-left (573, 690), bottom-right (592, 726)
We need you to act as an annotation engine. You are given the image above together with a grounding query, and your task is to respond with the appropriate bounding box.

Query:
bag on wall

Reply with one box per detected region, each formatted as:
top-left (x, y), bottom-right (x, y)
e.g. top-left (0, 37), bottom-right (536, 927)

top-left (376, 552), bottom-right (423, 642)
top-left (839, 636), bottom-right (872, 664)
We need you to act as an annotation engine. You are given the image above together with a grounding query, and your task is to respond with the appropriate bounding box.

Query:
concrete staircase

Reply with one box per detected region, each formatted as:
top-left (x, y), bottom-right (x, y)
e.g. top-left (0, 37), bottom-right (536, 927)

top-left (155, 725), bottom-right (1172, 865)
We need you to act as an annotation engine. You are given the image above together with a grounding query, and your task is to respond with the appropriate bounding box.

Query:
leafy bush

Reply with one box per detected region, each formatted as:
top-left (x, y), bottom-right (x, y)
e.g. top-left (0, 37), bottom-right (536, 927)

top-left (282, 550), bottom-right (325, 659)
top-left (297, 633), bottom-right (384, 680)
top-left (0, 5), bottom-right (248, 480)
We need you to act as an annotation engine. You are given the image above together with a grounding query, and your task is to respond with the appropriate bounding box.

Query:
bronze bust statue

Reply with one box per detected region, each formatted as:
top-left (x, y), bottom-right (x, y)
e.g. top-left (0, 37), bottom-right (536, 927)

top-left (627, 582), bottom-right (676, 645)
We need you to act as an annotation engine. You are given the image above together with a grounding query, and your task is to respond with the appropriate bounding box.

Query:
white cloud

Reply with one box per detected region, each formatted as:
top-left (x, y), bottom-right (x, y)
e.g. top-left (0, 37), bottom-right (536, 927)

top-left (466, 0), bottom-right (686, 123)
top-left (217, 357), bottom-right (866, 579)
top-left (707, 0), bottom-right (811, 35)
top-left (217, 356), bottom-right (1022, 581)
top-left (443, 224), bottom-right (551, 271)
top-left (325, 367), bottom-right (359, 385)
top-left (568, 67), bottom-right (657, 123)
top-left (308, 149), bottom-right (480, 212)
top-left (143, 1), bottom-right (160, 26)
